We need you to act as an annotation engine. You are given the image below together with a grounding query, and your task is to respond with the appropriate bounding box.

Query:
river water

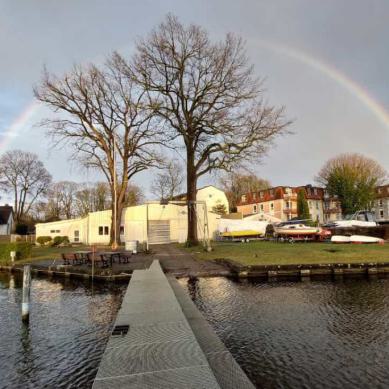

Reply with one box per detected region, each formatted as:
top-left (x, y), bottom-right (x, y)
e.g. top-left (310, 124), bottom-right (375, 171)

top-left (179, 276), bottom-right (389, 389)
top-left (0, 272), bottom-right (125, 389)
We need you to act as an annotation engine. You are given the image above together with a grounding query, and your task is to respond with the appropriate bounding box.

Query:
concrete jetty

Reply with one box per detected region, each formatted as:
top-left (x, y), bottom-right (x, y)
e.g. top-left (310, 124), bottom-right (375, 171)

top-left (92, 260), bottom-right (254, 389)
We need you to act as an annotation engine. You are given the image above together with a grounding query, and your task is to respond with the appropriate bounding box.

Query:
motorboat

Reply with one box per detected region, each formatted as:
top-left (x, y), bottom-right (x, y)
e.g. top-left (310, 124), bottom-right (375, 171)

top-left (324, 210), bottom-right (377, 228)
top-left (274, 223), bottom-right (321, 236)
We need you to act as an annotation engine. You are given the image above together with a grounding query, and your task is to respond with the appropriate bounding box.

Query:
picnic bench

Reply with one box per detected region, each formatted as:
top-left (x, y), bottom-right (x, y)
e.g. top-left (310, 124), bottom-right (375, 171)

top-left (62, 250), bottom-right (132, 268)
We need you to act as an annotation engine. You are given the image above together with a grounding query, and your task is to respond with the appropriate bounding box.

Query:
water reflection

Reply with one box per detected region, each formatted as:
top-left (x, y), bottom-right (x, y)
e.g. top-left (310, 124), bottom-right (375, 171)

top-left (180, 277), bottom-right (389, 389)
top-left (0, 272), bottom-right (125, 389)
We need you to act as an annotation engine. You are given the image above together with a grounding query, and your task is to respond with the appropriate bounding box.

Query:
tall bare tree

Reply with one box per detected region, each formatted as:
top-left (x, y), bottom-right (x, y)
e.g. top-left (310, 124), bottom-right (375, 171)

top-left (133, 15), bottom-right (290, 244)
top-left (151, 160), bottom-right (183, 201)
top-left (47, 181), bottom-right (79, 219)
top-left (35, 55), bottom-right (161, 247)
top-left (0, 150), bottom-right (52, 222)
top-left (219, 171), bottom-right (271, 212)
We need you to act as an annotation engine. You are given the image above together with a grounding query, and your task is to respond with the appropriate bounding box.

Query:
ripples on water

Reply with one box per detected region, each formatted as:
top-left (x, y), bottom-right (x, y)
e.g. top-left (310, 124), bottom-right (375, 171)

top-left (179, 277), bottom-right (389, 389)
top-left (0, 273), bottom-right (125, 389)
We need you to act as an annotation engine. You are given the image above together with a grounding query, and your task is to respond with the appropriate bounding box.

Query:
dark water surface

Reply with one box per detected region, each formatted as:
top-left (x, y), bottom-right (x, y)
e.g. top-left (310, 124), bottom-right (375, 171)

top-left (179, 277), bottom-right (389, 389)
top-left (0, 272), bottom-right (125, 389)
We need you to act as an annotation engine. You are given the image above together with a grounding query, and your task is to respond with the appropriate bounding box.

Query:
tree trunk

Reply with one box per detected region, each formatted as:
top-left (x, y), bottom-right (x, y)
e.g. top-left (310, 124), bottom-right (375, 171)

top-left (110, 192), bottom-right (123, 249)
top-left (186, 155), bottom-right (198, 246)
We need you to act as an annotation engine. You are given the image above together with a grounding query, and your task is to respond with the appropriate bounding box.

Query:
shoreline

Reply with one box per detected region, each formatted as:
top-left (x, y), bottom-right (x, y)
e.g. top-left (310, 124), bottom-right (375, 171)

top-left (2, 258), bottom-right (389, 281)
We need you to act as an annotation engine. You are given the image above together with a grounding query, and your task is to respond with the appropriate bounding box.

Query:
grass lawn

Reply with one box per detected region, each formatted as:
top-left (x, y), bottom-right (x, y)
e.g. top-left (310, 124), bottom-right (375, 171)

top-left (0, 245), bottom-right (103, 265)
top-left (183, 241), bottom-right (389, 266)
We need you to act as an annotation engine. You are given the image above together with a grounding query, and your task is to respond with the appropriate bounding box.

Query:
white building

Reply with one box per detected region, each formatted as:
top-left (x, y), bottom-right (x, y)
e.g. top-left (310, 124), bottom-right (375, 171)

top-left (36, 186), bottom-right (228, 245)
top-left (0, 206), bottom-right (14, 235)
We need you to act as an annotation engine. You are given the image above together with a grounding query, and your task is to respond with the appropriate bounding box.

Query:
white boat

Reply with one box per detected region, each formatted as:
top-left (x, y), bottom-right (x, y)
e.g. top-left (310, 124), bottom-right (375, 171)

top-left (274, 222), bottom-right (321, 236)
top-left (350, 235), bottom-right (384, 244)
top-left (331, 235), bottom-right (351, 243)
top-left (331, 235), bottom-right (384, 244)
top-left (325, 210), bottom-right (377, 228)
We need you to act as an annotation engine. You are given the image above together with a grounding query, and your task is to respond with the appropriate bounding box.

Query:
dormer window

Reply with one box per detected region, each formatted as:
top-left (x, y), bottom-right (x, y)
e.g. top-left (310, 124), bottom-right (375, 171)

top-left (241, 195), bottom-right (247, 202)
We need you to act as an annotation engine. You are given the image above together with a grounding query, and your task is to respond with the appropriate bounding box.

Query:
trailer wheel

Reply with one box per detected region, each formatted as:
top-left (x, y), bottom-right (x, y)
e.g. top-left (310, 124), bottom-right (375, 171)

top-left (288, 237), bottom-right (295, 244)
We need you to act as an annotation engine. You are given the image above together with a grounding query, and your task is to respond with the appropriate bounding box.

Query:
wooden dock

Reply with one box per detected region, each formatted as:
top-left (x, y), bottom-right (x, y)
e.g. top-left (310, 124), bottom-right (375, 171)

top-left (92, 260), bottom-right (254, 388)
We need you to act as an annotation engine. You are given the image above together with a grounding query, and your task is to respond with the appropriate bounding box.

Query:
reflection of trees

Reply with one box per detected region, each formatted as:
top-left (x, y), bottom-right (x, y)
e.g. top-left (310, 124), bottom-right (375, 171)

top-left (326, 279), bottom-right (389, 345)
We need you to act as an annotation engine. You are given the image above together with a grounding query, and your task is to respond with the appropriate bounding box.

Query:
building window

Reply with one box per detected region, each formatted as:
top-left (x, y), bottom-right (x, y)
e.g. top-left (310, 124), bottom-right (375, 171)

top-left (379, 200), bottom-right (383, 207)
top-left (259, 192), bottom-right (264, 199)
top-left (253, 205), bottom-right (257, 213)
top-left (51, 229), bottom-right (61, 233)
top-left (380, 210), bottom-right (384, 218)
top-left (50, 230), bottom-right (55, 233)
top-left (120, 226), bottom-right (124, 235)
top-left (270, 202), bottom-right (274, 211)
top-left (260, 204), bottom-right (264, 211)
top-left (316, 202), bottom-right (319, 210)
top-left (74, 230), bottom-right (79, 242)
top-left (269, 189), bottom-right (274, 196)
top-left (253, 193), bottom-right (257, 200)
top-left (98, 226), bottom-right (109, 236)
top-left (241, 195), bottom-right (246, 202)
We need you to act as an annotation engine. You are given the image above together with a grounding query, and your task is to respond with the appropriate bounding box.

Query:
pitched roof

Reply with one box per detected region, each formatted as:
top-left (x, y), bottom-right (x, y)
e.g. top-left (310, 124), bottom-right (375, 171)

top-left (0, 206), bottom-right (13, 225)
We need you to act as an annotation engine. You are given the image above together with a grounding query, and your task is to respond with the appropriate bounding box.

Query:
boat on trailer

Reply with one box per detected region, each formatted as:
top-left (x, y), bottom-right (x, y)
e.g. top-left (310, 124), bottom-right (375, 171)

top-left (274, 220), bottom-right (330, 242)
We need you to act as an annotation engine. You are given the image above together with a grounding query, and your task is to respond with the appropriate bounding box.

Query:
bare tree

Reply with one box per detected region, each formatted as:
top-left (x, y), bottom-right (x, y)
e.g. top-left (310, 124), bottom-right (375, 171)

top-left (219, 171), bottom-right (271, 212)
top-left (47, 181), bottom-right (79, 219)
top-left (74, 182), bottom-right (112, 217)
top-left (316, 153), bottom-right (387, 215)
top-left (151, 160), bottom-right (183, 201)
top-left (35, 54), bottom-right (161, 247)
top-left (0, 150), bottom-right (52, 222)
top-left (132, 15), bottom-right (290, 244)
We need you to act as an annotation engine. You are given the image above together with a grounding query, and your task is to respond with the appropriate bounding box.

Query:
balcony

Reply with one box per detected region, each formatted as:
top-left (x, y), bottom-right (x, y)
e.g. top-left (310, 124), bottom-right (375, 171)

top-left (283, 208), bottom-right (297, 214)
top-left (324, 208), bottom-right (341, 214)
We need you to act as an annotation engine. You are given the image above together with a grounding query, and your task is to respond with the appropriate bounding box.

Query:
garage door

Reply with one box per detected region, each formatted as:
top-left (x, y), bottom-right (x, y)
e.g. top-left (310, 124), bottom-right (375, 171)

top-left (148, 220), bottom-right (171, 244)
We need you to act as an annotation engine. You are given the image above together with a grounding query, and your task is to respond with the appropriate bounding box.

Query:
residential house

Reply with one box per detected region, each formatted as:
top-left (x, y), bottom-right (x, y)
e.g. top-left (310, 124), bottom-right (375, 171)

top-left (0, 205), bottom-right (14, 235)
top-left (237, 185), bottom-right (341, 223)
top-left (372, 185), bottom-right (389, 222)
top-left (172, 185), bottom-right (229, 214)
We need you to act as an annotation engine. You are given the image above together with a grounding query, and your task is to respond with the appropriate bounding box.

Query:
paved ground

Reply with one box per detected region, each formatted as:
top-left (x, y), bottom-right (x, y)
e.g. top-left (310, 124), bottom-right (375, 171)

top-left (150, 244), bottom-right (230, 277)
top-left (27, 244), bottom-right (230, 278)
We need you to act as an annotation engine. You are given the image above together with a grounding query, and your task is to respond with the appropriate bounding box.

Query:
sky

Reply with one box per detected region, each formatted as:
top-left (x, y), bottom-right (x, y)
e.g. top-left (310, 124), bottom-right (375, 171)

top-left (1, 0), bottom-right (389, 200)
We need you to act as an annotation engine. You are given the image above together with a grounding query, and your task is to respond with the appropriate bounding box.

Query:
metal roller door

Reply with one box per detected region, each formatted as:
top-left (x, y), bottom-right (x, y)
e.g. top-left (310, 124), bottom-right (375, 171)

top-left (148, 220), bottom-right (171, 244)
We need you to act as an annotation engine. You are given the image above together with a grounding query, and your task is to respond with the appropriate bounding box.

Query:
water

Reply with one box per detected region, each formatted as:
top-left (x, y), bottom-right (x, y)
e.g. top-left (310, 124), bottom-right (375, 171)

top-left (179, 277), bottom-right (389, 389)
top-left (0, 272), bottom-right (125, 389)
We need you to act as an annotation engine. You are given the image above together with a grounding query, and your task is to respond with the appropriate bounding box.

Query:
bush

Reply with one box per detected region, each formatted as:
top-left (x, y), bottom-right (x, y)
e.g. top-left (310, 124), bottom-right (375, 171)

top-left (36, 236), bottom-right (52, 245)
top-left (53, 236), bottom-right (70, 246)
top-left (15, 223), bottom-right (28, 235)
top-left (0, 242), bottom-right (33, 261)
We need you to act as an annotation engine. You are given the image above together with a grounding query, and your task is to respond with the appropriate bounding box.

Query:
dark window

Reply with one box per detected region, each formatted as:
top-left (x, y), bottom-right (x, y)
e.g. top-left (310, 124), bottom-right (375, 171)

top-left (98, 226), bottom-right (103, 235)
top-left (120, 226), bottom-right (124, 235)
top-left (104, 226), bottom-right (109, 235)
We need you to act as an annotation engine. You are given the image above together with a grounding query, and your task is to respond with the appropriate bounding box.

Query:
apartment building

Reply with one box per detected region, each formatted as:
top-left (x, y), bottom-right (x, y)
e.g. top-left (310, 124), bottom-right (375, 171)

top-left (373, 184), bottom-right (389, 222)
top-left (237, 185), bottom-right (341, 223)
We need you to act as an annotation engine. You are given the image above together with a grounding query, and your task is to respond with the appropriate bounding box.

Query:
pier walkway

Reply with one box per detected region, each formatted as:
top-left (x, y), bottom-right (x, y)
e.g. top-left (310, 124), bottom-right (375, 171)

top-left (92, 260), bottom-right (254, 389)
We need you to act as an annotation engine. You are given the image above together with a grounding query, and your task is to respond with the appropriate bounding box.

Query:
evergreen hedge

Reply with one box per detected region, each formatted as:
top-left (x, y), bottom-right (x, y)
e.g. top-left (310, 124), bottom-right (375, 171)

top-left (0, 242), bottom-right (33, 261)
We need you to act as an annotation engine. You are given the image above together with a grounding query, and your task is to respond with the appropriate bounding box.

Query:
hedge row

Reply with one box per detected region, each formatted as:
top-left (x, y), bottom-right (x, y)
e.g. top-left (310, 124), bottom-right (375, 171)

top-left (0, 242), bottom-right (33, 261)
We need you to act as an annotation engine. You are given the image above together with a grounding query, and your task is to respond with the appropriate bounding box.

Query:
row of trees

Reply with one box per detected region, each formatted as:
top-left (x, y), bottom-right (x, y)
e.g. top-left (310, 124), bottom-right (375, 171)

top-left (0, 149), bottom-right (143, 226)
top-left (34, 14), bottom-right (289, 246)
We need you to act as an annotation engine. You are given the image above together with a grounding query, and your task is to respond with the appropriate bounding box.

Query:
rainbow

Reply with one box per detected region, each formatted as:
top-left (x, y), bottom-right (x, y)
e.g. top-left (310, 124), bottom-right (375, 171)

top-left (2, 41), bottom-right (389, 151)
top-left (252, 39), bottom-right (389, 130)
top-left (0, 101), bottom-right (41, 150)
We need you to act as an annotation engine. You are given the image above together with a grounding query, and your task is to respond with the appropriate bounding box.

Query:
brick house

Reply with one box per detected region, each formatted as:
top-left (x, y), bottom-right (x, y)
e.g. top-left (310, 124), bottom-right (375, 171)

top-left (237, 185), bottom-right (341, 223)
